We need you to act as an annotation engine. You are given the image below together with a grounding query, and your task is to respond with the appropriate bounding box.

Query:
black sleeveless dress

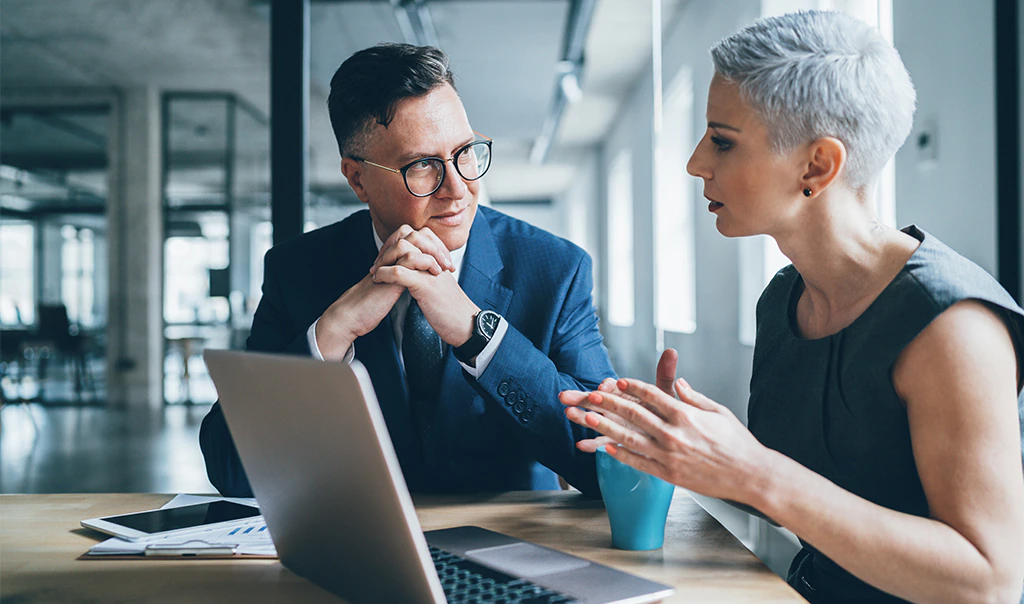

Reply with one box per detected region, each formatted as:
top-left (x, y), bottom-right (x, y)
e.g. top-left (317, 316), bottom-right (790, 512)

top-left (748, 226), bottom-right (1024, 603)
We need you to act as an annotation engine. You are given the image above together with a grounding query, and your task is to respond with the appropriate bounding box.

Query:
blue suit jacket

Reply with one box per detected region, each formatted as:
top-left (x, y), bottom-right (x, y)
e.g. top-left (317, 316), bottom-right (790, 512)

top-left (200, 206), bottom-right (615, 497)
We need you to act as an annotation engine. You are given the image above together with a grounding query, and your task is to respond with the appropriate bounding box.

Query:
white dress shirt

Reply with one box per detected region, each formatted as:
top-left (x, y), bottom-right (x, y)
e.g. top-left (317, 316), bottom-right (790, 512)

top-left (306, 226), bottom-right (507, 378)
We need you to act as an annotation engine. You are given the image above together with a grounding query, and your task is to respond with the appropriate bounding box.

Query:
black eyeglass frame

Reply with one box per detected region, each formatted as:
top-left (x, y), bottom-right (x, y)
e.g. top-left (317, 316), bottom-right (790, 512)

top-left (351, 135), bottom-right (493, 198)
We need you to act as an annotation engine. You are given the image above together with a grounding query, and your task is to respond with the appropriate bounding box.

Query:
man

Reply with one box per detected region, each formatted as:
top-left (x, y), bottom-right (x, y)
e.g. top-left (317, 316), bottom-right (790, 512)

top-left (200, 43), bottom-right (614, 497)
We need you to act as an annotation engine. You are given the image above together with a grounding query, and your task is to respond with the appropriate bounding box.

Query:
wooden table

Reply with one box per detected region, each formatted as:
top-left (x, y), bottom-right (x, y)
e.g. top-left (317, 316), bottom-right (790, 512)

top-left (1, 491), bottom-right (804, 603)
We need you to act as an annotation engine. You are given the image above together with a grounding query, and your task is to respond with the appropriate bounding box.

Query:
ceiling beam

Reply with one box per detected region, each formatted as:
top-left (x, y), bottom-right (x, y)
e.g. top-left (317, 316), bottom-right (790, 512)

top-left (530, 0), bottom-right (596, 164)
top-left (389, 0), bottom-right (440, 47)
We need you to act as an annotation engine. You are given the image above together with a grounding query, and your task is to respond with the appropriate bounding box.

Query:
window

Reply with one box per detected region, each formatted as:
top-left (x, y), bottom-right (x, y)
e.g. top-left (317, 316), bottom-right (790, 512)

top-left (248, 220), bottom-right (319, 307)
top-left (655, 67), bottom-right (697, 335)
top-left (606, 149), bottom-right (635, 327)
top-left (164, 214), bottom-right (230, 325)
top-left (250, 221), bottom-right (272, 305)
top-left (61, 225), bottom-right (96, 327)
top-left (0, 223), bottom-right (35, 325)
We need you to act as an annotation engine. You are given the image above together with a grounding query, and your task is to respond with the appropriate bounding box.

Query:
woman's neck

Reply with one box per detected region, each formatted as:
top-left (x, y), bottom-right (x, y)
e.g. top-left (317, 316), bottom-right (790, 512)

top-left (773, 191), bottom-right (919, 338)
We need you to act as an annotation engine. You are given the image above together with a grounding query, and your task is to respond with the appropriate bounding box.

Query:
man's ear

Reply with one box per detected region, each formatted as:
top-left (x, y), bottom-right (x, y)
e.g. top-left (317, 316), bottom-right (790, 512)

top-left (341, 157), bottom-right (371, 204)
top-left (800, 137), bottom-right (847, 197)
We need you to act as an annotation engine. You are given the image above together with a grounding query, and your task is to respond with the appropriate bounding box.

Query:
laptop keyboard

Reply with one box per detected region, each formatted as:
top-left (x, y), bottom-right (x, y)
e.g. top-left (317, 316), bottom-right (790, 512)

top-left (429, 545), bottom-right (577, 603)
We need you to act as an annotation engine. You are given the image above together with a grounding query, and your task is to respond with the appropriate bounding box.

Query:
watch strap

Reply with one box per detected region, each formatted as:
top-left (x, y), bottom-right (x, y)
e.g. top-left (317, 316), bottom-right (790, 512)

top-left (454, 311), bottom-right (497, 364)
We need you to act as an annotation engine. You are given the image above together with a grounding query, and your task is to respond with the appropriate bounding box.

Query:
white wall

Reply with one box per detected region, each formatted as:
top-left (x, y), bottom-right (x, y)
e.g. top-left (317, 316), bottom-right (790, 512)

top-left (600, 73), bottom-right (656, 381)
top-left (894, 0), bottom-right (998, 274)
top-left (559, 148), bottom-right (603, 301)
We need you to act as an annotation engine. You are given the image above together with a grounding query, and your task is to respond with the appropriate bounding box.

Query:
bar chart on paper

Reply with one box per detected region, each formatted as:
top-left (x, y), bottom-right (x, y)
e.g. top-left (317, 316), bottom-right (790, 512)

top-left (86, 495), bottom-right (277, 557)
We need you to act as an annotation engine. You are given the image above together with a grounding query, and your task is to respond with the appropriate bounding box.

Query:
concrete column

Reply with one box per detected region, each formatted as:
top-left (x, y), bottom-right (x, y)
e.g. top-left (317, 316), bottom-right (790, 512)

top-left (106, 87), bottom-right (163, 408)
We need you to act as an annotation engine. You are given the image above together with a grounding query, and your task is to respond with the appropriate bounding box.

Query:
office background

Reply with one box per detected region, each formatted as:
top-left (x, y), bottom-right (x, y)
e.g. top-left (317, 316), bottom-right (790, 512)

top-left (1, 0), bottom-right (1021, 578)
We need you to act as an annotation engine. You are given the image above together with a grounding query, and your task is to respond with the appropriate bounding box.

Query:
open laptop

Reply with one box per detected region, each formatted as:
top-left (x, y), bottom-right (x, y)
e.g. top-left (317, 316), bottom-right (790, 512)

top-left (204, 349), bottom-right (674, 604)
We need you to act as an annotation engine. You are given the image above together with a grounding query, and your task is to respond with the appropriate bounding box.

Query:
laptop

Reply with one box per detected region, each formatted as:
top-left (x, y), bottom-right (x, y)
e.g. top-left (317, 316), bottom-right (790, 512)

top-left (204, 349), bottom-right (674, 604)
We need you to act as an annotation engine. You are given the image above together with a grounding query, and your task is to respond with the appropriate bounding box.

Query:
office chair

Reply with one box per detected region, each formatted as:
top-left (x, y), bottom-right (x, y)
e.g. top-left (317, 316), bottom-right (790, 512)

top-left (36, 303), bottom-right (94, 400)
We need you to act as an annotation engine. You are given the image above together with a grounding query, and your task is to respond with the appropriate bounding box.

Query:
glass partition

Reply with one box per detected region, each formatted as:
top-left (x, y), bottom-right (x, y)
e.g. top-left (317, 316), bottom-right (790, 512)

top-left (162, 94), bottom-right (269, 404)
top-left (0, 106), bottom-right (110, 404)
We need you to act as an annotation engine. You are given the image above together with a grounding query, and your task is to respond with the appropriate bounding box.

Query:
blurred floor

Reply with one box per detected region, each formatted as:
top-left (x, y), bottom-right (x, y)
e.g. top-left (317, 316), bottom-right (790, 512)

top-left (1, 353), bottom-right (106, 405)
top-left (0, 403), bottom-right (215, 494)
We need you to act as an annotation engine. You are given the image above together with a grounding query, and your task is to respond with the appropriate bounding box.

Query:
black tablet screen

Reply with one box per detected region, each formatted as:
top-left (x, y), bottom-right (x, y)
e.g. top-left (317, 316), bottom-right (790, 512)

top-left (106, 501), bottom-right (260, 533)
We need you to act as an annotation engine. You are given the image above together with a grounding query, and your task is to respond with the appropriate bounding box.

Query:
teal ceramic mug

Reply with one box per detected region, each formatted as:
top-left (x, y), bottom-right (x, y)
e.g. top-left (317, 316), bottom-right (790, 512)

top-left (596, 447), bottom-right (675, 550)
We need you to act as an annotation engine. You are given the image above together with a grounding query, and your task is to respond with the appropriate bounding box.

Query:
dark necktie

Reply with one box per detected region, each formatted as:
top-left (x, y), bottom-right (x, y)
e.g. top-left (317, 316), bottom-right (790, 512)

top-left (402, 298), bottom-right (443, 433)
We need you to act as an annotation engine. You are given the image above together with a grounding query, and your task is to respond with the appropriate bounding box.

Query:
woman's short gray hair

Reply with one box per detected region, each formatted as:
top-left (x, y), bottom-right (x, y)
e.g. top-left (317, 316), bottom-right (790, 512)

top-left (710, 10), bottom-right (916, 190)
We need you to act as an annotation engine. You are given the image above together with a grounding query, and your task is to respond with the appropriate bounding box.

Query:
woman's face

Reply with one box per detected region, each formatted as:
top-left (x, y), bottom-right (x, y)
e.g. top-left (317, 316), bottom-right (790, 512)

top-left (687, 74), bottom-right (804, 238)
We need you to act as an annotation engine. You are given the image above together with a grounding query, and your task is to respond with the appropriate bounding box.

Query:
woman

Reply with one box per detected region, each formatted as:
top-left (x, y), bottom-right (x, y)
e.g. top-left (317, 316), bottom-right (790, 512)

top-left (561, 10), bottom-right (1024, 604)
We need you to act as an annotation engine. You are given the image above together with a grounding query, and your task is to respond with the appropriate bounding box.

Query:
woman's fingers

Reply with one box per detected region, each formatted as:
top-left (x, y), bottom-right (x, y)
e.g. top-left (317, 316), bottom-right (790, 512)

top-left (576, 435), bottom-right (615, 453)
top-left (565, 386), bottom-right (678, 442)
top-left (572, 389), bottom-right (676, 440)
top-left (615, 378), bottom-right (689, 424)
top-left (559, 390), bottom-right (589, 406)
top-left (604, 444), bottom-right (673, 483)
top-left (655, 348), bottom-right (679, 395)
top-left (568, 407), bottom-right (660, 456)
top-left (673, 379), bottom-right (722, 412)
top-left (565, 402), bottom-right (634, 433)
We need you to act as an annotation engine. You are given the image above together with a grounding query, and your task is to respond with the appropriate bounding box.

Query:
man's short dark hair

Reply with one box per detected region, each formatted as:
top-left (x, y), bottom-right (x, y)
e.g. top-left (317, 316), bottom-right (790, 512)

top-left (327, 43), bottom-right (456, 158)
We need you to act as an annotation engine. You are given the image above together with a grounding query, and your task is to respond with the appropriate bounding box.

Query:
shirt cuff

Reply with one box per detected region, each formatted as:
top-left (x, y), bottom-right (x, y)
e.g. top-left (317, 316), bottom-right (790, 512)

top-left (458, 317), bottom-right (508, 379)
top-left (307, 318), bottom-right (355, 363)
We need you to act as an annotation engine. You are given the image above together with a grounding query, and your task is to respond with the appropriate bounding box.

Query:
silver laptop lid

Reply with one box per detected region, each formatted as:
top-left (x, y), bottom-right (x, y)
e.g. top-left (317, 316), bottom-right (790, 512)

top-left (204, 349), bottom-right (446, 604)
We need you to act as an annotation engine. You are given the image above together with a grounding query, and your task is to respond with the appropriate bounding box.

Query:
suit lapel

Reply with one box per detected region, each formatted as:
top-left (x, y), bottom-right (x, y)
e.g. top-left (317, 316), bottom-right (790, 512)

top-left (460, 208), bottom-right (513, 313)
top-left (430, 210), bottom-right (513, 464)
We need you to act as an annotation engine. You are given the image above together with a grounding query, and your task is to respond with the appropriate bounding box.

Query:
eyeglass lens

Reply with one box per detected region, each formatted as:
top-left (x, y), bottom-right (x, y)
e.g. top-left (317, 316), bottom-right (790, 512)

top-left (405, 141), bottom-right (491, 196)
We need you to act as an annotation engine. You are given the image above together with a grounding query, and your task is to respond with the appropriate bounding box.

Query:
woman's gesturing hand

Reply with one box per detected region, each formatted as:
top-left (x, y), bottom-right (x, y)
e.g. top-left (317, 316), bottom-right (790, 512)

top-left (560, 368), bottom-right (774, 505)
top-left (572, 349), bottom-right (680, 454)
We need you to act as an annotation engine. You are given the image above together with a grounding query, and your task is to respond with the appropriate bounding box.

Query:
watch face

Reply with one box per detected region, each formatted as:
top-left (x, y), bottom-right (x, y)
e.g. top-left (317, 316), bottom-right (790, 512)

top-left (478, 310), bottom-right (500, 338)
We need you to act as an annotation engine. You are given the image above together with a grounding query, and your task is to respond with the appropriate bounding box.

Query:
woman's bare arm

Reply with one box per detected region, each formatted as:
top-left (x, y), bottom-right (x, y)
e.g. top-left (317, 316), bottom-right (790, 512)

top-left (561, 300), bottom-right (1024, 604)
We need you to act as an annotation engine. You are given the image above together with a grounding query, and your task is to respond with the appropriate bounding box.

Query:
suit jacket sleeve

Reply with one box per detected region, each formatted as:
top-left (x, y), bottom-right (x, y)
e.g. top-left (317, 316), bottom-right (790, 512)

top-left (199, 247), bottom-right (312, 497)
top-left (468, 251), bottom-right (614, 497)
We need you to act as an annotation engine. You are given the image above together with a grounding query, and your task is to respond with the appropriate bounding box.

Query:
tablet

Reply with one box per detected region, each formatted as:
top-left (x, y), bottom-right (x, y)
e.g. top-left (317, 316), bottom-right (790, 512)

top-left (82, 500), bottom-right (262, 541)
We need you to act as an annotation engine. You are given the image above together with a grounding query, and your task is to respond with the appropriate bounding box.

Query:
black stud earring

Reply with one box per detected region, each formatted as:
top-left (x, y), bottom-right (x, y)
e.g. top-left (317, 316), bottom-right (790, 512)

top-left (803, 188), bottom-right (812, 197)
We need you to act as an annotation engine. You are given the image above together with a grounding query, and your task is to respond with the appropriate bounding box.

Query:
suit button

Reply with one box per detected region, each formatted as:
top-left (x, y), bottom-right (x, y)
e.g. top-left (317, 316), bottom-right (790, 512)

top-left (521, 410), bottom-right (533, 423)
top-left (498, 382), bottom-right (510, 396)
top-left (505, 392), bottom-right (517, 406)
top-left (513, 401), bottom-right (526, 414)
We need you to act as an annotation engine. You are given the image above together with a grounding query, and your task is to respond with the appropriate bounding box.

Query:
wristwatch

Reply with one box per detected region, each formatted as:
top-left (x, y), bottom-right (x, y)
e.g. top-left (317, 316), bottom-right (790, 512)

top-left (454, 310), bottom-right (502, 365)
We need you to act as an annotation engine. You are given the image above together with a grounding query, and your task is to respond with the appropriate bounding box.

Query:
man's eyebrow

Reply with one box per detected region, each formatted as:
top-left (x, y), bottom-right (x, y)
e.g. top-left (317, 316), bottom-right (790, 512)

top-left (396, 150), bottom-right (433, 165)
top-left (396, 136), bottom-right (476, 164)
top-left (708, 121), bottom-right (741, 133)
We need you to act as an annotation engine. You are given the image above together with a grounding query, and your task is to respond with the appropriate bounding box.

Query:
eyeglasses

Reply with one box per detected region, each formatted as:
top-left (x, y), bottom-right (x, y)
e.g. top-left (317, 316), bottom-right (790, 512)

top-left (352, 135), bottom-right (493, 198)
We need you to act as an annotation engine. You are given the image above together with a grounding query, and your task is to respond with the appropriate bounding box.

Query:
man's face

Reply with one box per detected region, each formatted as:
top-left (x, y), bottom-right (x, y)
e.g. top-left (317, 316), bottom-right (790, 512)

top-left (343, 84), bottom-right (480, 252)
